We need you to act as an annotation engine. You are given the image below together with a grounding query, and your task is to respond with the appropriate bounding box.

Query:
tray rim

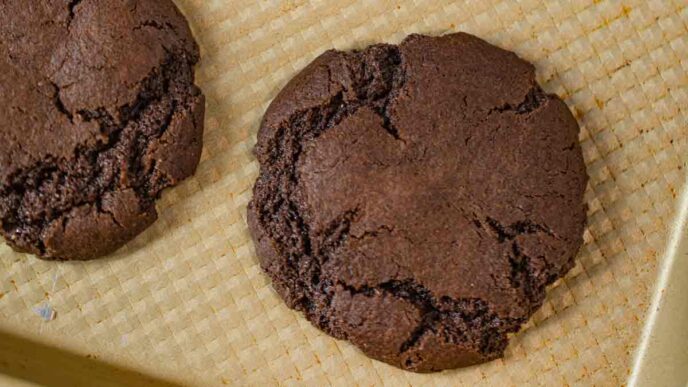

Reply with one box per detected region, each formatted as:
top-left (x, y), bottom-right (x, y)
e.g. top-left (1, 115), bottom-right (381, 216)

top-left (628, 168), bottom-right (688, 387)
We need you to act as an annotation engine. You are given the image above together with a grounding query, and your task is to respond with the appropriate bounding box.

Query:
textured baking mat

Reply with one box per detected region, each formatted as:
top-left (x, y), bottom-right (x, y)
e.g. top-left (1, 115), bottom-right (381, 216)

top-left (1, 0), bottom-right (687, 386)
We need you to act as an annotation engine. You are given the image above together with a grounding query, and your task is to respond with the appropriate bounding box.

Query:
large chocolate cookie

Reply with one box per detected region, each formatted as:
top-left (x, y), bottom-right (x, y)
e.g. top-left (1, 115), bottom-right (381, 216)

top-left (0, 0), bottom-right (204, 260)
top-left (248, 33), bottom-right (587, 372)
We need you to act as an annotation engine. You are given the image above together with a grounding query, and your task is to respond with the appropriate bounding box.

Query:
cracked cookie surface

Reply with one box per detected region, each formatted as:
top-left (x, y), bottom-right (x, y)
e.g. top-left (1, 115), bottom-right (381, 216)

top-left (0, 0), bottom-right (204, 260)
top-left (248, 33), bottom-right (588, 372)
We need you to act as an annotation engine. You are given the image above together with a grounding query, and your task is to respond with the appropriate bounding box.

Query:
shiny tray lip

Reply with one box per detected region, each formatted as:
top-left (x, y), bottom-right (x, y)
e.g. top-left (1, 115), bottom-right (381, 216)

top-left (629, 169), bottom-right (688, 387)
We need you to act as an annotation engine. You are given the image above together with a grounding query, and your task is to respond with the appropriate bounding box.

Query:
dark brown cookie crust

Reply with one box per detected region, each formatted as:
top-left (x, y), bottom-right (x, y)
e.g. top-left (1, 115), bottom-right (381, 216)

top-left (0, 0), bottom-right (204, 260)
top-left (248, 33), bottom-right (587, 372)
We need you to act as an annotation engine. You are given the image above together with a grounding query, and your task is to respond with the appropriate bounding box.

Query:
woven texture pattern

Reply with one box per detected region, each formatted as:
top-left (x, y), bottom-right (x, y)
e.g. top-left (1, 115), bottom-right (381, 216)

top-left (1, 0), bottom-right (687, 385)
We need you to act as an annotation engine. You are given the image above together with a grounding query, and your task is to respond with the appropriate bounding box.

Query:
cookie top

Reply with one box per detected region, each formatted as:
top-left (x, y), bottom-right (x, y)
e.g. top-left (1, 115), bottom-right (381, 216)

top-left (248, 33), bottom-right (588, 372)
top-left (0, 0), bottom-right (204, 260)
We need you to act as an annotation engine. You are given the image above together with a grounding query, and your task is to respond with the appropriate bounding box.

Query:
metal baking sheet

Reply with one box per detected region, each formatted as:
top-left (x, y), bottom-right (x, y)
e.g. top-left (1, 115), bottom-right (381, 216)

top-left (1, 0), bottom-right (687, 385)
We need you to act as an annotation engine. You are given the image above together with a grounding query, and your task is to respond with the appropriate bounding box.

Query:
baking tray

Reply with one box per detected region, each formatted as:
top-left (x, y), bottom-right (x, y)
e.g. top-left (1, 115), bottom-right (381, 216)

top-left (1, 0), bottom-right (687, 386)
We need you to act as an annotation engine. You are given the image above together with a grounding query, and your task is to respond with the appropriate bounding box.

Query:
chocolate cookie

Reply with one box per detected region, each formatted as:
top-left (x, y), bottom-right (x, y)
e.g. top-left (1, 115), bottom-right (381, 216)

top-left (248, 33), bottom-right (587, 372)
top-left (0, 0), bottom-right (204, 260)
